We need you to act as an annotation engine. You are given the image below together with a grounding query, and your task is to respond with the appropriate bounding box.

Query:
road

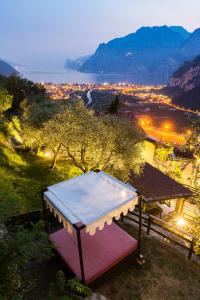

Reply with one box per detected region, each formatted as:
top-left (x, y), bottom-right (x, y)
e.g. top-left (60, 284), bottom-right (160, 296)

top-left (142, 125), bottom-right (186, 146)
top-left (86, 89), bottom-right (94, 107)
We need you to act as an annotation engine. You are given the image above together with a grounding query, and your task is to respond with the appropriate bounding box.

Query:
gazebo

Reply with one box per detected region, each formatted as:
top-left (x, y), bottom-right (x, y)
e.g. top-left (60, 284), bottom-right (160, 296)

top-left (130, 163), bottom-right (194, 218)
top-left (42, 171), bottom-right (142, 284)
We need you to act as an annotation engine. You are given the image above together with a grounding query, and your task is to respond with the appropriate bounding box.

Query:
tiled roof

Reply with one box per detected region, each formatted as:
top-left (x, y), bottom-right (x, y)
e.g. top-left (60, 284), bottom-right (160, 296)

top-left (130, 163), bottom-right (193, 202)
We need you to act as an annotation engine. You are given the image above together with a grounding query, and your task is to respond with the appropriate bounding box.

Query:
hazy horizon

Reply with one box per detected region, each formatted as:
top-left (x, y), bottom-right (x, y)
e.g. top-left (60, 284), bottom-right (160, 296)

top-left (1, 0), bottom-right (200, 69)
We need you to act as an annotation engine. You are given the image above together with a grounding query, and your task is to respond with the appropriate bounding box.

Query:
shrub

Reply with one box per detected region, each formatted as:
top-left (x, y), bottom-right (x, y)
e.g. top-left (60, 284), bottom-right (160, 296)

top-left (67, 278), bottom-right (92, 297)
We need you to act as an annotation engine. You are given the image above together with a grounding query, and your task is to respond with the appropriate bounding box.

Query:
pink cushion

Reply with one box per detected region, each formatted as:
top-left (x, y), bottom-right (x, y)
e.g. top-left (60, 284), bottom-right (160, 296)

top-left (49, 223), bottom-right (138, 284)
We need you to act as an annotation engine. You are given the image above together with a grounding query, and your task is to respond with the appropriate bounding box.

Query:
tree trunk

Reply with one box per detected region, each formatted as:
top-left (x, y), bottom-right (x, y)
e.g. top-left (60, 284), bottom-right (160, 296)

top-left (51, 144), bottom-right (62, 169)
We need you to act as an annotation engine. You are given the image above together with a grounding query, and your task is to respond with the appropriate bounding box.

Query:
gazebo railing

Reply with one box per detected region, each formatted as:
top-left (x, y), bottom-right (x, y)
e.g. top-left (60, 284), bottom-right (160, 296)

top-left (125, 209), bottom-right (196, 260)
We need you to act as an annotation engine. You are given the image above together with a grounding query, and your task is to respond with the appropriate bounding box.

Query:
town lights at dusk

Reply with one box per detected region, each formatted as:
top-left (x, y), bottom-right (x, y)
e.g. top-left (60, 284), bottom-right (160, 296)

top-left (139, 117), bottom-right (152, 127)
top-left (162, 121), bottom-right (173, 131)
top-left (186, 129), bottom-right (192, 136)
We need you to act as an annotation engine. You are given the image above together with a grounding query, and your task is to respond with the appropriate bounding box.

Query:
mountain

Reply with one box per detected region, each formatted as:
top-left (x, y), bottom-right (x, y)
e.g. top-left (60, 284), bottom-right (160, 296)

top-left (65, 55), bottom-right (91, 70)
top-left (164, 55), bottom-right (200, 110)
top-left (0, 59), bottom-right (18, 77)
top-left (169, 26), bottom-right (190, 39)
top-left (79, 26), bottom-right (191, 84)
top-left (176, 28), bottom-right (200, 61)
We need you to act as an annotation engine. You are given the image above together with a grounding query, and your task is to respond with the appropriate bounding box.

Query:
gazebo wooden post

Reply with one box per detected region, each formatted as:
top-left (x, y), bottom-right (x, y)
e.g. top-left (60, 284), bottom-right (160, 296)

top-left (74, 222), bottom-right (86, 284)
top-left (137, 192), bottom-right (143, 256)
top-left (41, 189), bottom-right (49, 233)
top-left (175, 198), bottom-right (185, 216)
top-left (120, 212), bottom-right (124, 223)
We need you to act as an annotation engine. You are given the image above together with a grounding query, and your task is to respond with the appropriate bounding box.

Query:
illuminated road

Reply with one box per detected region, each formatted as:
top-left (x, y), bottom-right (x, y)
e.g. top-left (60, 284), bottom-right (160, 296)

top-left (86, 89), bottom-right (94, 107)
top-left (141, 125), bottom-right (186, 146)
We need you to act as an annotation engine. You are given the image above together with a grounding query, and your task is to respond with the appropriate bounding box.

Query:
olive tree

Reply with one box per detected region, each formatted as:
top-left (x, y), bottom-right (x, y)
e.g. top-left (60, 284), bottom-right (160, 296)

top-left (0, 88), bottom-right (13, 116)
top-left (42, 100), bottom-right (144, 180)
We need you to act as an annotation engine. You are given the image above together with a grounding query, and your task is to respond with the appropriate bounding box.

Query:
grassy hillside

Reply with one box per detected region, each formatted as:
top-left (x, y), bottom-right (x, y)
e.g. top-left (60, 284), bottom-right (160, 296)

top-left (97, 224), bottom-right (200, 300)
top-left (0, 131), bottom-right (77, 221)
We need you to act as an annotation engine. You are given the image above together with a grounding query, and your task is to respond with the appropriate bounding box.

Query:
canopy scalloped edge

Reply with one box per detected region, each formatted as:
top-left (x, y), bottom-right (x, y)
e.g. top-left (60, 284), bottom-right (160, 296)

top-left (45, 197), bottom-right (137, 236)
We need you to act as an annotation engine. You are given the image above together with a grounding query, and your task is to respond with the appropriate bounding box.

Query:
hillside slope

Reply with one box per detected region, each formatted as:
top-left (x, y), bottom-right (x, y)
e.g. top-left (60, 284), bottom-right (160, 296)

top-left (65, 55), bottom-right (91, 70)
top-left (0, 60), bottom-right (18, 77)
top-left (0, 130), bottom-right (64, 221)
top-left (164, 55), bottom-right (200, 110)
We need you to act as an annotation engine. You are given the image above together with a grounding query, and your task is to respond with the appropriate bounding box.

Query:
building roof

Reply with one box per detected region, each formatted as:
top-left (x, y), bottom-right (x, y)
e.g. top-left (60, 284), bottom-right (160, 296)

top-left (129, 163), bottom-right (193, 202)
top-left (44, 171), bottom-right (138, 235)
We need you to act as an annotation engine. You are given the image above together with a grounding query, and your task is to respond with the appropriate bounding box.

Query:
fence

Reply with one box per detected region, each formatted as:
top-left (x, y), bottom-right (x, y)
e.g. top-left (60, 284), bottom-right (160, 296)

top-left (125, 209), bottom-right (196, 260)
top-left (5, 208), bottom-right (197, 260)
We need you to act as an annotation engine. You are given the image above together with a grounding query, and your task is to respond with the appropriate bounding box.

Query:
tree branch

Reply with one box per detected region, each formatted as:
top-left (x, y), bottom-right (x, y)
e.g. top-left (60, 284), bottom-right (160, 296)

top-left (61, 143), bottom-right (86, 173)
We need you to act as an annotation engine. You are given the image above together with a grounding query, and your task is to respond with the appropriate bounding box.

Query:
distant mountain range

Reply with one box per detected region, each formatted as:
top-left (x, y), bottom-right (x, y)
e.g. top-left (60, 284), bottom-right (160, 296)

top-left (69, 26), bottom-right (200, 84)
top-left (65, 55), bottom-right (91, 70)
top-left (164, 55), bottom-right (200, 110)
top-left (0, 59), bottom-right (18, 77)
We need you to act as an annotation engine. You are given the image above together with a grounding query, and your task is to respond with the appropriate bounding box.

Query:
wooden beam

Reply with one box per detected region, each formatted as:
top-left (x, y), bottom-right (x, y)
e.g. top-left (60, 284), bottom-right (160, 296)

top-left (76, 228), bottom-right (85, 284)
top-left (137, 192), bottom-right (143, 256)
top-left (175, 198), bottom-right (185, 215)
top-left (41, 189), bottom-right (49, 233)
top-left (73, 222), bottom-right (86, 283)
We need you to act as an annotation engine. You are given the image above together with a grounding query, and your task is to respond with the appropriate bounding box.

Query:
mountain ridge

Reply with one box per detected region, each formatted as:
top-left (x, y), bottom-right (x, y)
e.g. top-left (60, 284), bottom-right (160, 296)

top-left (65, 55), bottom-right (91, 70)
top-left (0, 59), bottom-right (18, 77)
top-left (78, 26), bottom-right (200, 84)
top-left (163, 55), bottom-right (200, 110)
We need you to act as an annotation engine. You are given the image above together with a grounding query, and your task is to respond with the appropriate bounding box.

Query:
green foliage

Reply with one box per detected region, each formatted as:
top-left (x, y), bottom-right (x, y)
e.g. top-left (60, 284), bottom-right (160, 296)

top-left (0, 175), bottom-right (26, 223)
top-left (0, 88), bottom-right (13, 116)
top-left (67, 278), bottom-right (92, 297)
top-left (185, 116), bottom-right (200, 253)
top-left (192, 171), bottom-right (200, 255)
top-left (154, 144), bottom-right (183, 181)
top-left (41, 100), bottom-right (144, 180)
top-left (155, 144), bottom-right (174, 163)
top-left (18, 99), bottom-right (69, 151)
top-left (0, 130), bottom-right (70, 221)
top-left (0, 132), bottom-right (27, 222)
top-left (108, 94), bottom-right (120, 114)
top-left (48, 272), bottom-right (82, 300)
top-left (0, 222), bottom-right (53, 299)
top-left (185, 115), bottom-right (200, 154)
top-left (55, 270), bottom-right (67, 294)
top-left (0, 75), bottom-right (46, 112)
top-left (6, 116), bottom-right (23, 143)
top-left (21, 98), bottom-right (64, 128)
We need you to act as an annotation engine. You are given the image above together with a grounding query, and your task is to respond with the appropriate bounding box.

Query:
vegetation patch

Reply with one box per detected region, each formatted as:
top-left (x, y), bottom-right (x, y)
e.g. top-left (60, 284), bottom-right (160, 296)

top-left (97, 224), bottom-right (200, 300)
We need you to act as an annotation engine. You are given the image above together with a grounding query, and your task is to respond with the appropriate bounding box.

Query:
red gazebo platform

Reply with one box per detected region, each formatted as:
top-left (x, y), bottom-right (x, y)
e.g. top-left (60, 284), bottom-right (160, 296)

top-left (50, 223), bottom-right (138, 284)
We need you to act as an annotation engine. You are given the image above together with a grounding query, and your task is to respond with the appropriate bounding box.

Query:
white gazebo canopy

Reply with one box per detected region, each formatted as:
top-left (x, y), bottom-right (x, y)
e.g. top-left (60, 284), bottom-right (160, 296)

top-left (44, 171), bottom-right (138, 235)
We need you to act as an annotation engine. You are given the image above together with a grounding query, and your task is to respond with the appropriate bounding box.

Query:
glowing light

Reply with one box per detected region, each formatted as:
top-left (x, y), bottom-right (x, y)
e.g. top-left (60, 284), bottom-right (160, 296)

top-left (186, 130), bottom-right (192, 136)
top-left (176, 217), bottom-right (186, 227)
top-left (162, 121), bottom-right (172, 131)
top-left (44, 151), bottom-right (51, 158)
top-left (196, 158), bottom-right (200, 164)
top-left (139, 117), bottom-right (152, 127)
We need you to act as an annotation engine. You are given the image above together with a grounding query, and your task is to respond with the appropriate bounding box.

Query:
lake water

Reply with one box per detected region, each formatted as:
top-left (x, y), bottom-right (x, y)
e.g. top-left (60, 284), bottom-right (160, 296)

top-left (20, 66), bottom-right (137, 84)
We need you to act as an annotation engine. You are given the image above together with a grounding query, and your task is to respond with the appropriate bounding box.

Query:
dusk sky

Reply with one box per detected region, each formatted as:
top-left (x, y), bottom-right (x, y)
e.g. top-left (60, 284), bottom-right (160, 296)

top-left (1, 0), bottom-right (200, 68)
